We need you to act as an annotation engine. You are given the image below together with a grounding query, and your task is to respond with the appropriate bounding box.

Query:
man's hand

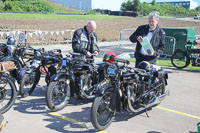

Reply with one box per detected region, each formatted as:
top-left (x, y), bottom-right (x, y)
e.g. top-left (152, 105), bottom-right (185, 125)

top-left (93, 51), bottom-right (98, 56)
top-left (137, 36), bottom-right (143, 42)
top-left (147, 49), bottom-right (154, 56)
top-left (86, 51), bottom-right (92, 57)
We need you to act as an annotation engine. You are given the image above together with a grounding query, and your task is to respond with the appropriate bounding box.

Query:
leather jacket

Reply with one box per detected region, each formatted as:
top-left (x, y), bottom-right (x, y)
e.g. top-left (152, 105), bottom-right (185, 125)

top-left (72, 26), bottom-right (99, 55)
top-left (129, 24), bottom-right (166, 59)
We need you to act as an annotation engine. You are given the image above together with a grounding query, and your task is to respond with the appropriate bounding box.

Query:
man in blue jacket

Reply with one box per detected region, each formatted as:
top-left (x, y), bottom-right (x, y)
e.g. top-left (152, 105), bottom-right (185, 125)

top-left (129, 11), bottom-right (166, 67)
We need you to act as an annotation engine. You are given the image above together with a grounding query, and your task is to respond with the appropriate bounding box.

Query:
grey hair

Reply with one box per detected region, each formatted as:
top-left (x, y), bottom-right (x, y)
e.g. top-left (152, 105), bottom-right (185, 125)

top-left (148, 11), bottom-right (160, 20)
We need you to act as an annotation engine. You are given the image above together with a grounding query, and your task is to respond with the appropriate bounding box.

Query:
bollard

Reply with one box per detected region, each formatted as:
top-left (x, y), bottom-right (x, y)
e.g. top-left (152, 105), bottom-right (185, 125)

top-left (197, 122), bottom-right (200, 133)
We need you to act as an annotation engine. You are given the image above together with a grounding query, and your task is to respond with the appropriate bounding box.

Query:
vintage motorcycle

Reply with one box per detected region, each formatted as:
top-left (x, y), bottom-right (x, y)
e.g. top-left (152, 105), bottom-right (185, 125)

top-left (19, 48), bottom-right (62, 97)
top-left (46, 52), bottom-right (107, 112)
top-left (90, 59), bottom-right (169, 131)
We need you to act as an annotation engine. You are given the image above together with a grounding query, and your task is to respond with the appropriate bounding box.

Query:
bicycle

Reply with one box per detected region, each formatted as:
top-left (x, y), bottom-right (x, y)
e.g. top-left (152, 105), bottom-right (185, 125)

top-left (171, 40), bottom-right (200, 69)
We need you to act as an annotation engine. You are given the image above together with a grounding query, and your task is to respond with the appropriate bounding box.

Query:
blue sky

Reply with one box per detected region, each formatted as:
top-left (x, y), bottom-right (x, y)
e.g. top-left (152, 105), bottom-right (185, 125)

top-left (139, 0), bottom-right (199, 9)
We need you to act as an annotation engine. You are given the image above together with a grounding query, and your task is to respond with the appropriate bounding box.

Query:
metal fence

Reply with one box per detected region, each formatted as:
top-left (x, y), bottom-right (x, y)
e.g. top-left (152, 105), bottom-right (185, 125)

top-left (118, 28), bottom-right (180, 57)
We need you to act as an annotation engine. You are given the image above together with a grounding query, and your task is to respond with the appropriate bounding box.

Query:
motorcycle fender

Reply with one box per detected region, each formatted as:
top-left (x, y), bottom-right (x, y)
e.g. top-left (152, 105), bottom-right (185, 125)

top-left (96, 85), bottom-right (112, 96)
top-left (114, 91), bottom-right (121, 112)
top-left (51, 73), bottom-right (67, 81)
top-left (96, 85), bottom-right (121, 112)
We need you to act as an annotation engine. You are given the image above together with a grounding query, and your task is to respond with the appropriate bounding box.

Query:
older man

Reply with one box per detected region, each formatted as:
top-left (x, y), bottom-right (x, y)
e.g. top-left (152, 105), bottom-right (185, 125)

top-left (129, 11), bottom-right (166, 67)
top-left (72, 21), bottom-right (99, 58)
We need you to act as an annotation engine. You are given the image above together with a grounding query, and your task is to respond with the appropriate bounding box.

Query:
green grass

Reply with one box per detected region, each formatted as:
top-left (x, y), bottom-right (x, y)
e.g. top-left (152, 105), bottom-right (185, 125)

top-left (0, 13), bottom-right (121, 20)
top-left (128, 58), bottom-right (200, 71)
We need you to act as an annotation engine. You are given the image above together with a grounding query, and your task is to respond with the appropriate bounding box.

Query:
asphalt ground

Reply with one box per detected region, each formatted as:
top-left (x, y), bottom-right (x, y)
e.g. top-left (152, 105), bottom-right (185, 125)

top-left (1, 44), bottom-right (200, 133)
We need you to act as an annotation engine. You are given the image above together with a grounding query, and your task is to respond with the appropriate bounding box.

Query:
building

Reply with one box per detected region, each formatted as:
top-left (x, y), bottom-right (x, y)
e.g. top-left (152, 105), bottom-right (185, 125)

top-left (49, 0), bottom-right (126, 11)
top-left (156, 1), bottom-right (190, 9)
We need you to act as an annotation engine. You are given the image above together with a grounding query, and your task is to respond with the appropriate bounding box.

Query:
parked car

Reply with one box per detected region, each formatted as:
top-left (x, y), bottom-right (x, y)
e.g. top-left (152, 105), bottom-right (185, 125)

top-left (194, 14), bottom-right (200, 19)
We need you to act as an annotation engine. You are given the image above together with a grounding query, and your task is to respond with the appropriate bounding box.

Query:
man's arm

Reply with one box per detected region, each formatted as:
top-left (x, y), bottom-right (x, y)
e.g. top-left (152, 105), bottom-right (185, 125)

top-left (158, 29), bottom-right (166, 52)
top-left (129, 26), bottom-right (141, 43)
top-left (92, 32), bottom-right (100, 54)
top-left (72, 30), bottom-right (87, 54)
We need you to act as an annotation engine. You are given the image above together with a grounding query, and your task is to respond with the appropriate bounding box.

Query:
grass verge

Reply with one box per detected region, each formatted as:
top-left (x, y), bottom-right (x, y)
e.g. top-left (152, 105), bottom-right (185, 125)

top-left (0, 13), bottom-right (121, 20)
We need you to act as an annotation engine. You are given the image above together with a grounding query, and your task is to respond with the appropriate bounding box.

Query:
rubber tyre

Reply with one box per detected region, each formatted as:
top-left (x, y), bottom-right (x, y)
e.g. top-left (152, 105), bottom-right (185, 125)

top-left (46, 78), bottom-right (70, 112)
top-left (171, 50), bottom-right (190, 69)
top-left (0, 76), bottom-right (17, 114)
top-left (19, 69), bottom-right (41, 98)
top-left (90, 89), bottom-right (115, 131)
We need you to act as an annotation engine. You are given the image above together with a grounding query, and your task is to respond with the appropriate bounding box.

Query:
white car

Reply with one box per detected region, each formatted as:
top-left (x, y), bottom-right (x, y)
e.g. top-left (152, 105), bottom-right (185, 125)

top-left (194, 14), bottom-right (200, 19)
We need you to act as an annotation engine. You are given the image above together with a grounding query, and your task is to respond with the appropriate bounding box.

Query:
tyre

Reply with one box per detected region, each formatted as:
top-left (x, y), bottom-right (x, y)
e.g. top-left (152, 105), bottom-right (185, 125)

top-left (46, 78), bottom-right (70, 112)
top-left (153, 77), bottom-right (167, 107)
top-left (171, 49), bottom-right (190, 69)
top-left (0, 75), bottom-right (17, 114)
top-left (19, 68), bottom-right (41, 97)
top-left (90, 89), bottom-right (115, 131)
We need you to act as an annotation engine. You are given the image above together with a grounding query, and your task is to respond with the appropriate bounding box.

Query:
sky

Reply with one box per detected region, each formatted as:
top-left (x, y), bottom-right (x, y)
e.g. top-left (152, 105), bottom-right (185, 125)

top-left (139, 0), bottom-right (199, 9)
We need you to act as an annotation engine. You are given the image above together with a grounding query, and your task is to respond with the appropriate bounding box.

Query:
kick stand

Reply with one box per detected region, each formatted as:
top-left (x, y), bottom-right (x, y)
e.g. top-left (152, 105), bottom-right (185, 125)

top-left (145, 108), bottom-right (149, 118)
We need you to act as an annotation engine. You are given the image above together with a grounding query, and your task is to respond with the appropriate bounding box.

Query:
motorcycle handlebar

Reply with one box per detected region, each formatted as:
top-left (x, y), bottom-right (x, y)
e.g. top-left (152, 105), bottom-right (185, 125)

top-left (114, 58), bottom-right (130, 64)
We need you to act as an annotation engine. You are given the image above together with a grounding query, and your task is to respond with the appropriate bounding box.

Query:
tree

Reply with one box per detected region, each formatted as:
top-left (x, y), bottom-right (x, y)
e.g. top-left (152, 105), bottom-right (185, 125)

top-left (133, 0), bottom-right (140, 12)
top-left (196, 6), bottom-right (200, 12)
top-left (152, 0), bottom-right (156, 6)
top-left (121, 0), bottom-right (133, 11)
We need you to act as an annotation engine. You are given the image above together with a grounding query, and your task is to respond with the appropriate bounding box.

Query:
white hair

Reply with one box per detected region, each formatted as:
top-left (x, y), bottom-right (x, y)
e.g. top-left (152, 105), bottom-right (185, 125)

top-left (148, 11), bottom-right (160, 20)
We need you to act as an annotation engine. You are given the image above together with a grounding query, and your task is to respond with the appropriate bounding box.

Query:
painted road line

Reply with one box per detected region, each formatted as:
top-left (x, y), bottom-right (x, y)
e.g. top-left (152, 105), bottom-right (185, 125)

top-left (49, 112), bottom-right (106, 133)
top-left (157, 106), bottom-right (200, 120)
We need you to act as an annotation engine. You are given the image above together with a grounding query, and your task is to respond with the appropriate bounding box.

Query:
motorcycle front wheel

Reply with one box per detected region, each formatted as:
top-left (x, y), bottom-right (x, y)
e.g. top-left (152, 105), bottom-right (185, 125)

top-left (19, 68), bottom-right (41, 98)
top-left (46, 78), bottom-right (70, 112)
top-left (171, 50), bottom-right (190, 69)
top-left (0, 75), bottom-right (17, 114)
top-left (90, 89), bottom-right (115, 131)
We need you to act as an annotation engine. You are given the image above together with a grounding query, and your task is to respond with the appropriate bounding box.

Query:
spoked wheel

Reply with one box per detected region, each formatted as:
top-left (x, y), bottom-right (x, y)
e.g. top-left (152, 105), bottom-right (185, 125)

top-left (90, 89), bottom-right (115, 131)
top-left (153, 77), bottom-right (167, 106)
top-left (19, 69), bottom-right (41, 98)
top-left (171, 49), bottom-right (190, 69)
top-left (0, 75), bottom-right (17, 114)
top-left (46, 78), bottom-right (70, 112)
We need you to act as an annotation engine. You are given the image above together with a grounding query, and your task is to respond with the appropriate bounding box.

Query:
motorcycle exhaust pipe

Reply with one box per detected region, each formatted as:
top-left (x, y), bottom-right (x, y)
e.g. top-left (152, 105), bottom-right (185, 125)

top-left (128, 90), bottom-right (169, 112)
top-left (80, 90), bottom-right (96, 99)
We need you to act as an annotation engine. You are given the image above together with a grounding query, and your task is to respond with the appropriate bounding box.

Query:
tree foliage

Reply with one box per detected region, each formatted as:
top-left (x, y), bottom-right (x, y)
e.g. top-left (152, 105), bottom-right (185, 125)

top-left (133, 0), bottom-right (141, 12)
top-left (121, 0), bottom-right (198, 17)
top-left (121, 0), bottom-right (133, 11)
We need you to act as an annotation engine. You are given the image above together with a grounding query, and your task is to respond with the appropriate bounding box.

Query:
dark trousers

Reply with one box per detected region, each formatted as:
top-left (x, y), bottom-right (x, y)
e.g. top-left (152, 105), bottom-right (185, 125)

top-left (135, 54), bottom-right (157, 68)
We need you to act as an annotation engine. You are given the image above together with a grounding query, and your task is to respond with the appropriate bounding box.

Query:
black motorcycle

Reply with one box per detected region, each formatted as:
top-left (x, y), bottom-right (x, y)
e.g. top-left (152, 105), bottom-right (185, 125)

top-left (46, 52), bottom-right (107, 112)
top-left (90, 59), bottom-right (169, 131)
top-left (19, 48), bottom-right (62, 98)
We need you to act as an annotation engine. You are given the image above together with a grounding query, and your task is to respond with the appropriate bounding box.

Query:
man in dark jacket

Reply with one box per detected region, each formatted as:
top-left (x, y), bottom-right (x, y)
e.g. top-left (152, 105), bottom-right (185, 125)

top-left (72, 21), bottom-right (99, 58)
top-left (129, 11), bottom-right (166, 67)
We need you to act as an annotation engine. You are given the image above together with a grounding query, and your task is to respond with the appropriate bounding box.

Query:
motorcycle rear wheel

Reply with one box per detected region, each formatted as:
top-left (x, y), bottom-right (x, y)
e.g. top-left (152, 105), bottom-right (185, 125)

top-left (90, 89), bottom-right (115, 131)
top-left (171, 50), bottom-right (190, 69)
top-left (46, 78), bottom-right (70, 112)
